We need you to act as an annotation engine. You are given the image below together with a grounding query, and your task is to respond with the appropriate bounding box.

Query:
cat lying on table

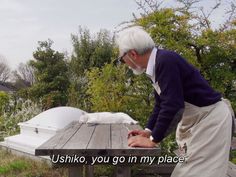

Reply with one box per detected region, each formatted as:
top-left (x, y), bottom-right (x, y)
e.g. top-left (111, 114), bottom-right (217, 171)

top-left (79, 112), bottom-right (138, 124)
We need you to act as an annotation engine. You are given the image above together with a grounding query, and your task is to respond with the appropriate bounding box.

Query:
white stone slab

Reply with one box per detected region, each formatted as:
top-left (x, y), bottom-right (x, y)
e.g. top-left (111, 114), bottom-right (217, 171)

top-left (0, 106), bottom-right (86, 156)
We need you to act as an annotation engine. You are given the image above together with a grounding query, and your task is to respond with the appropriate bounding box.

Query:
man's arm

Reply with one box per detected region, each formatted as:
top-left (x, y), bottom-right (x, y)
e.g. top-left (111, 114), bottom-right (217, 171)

top-left (151, 52), bottom-right (185, 143)
top-left (146, 90), bottom-right (160, 131)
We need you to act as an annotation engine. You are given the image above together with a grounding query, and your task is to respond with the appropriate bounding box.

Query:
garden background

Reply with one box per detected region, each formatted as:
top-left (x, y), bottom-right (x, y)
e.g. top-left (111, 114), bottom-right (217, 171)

top-left (0, 0), bottom-right (235, 176)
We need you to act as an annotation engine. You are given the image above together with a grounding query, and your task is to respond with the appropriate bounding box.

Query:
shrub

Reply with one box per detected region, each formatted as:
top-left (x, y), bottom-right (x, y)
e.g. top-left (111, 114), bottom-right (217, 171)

top-left (0, 91), bottom-right (9, 115)
top-left (0, 99), bottom-right (43, 140)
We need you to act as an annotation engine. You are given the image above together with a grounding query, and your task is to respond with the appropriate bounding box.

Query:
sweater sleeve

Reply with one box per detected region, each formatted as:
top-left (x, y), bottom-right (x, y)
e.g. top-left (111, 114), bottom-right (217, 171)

top-left (151, 53), bottom-right (185, 142)
top-left (146, 90), bottom-right (160, 131)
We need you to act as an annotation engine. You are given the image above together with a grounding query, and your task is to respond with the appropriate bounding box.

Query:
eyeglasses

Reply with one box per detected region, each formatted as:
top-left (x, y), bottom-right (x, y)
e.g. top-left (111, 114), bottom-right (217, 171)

top-left (117, 52), bottom-right (127, 64)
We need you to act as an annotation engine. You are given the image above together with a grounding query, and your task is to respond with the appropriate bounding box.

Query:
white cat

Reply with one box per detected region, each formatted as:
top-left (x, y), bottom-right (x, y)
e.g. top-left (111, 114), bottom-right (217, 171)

top-left (79, 112), bottom-right (138, 124)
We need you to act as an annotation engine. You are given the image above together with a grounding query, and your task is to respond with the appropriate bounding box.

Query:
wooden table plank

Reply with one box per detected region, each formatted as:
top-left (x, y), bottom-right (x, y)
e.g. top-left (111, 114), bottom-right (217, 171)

top-left (63, 124), bottom-right (96, 149)
top-left (87, 124), bottom-right (111, 149)
top-left (111, 124), bottom-right (129, 149)
top-left (35, 122), bottom-right (82, 155)
top-left (36, 123), bottom-right (161, 157)
top-left (37, 147), bottom-right (160, 157)
top-left (111, 123), bottom-right (142, 149)
top-left (35, 122), bottom-right (162, 177)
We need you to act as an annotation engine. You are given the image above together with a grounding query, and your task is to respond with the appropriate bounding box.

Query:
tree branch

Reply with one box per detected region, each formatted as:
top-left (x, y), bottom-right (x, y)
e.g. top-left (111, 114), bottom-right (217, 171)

top-left (187, 42), bottom-right (204, 63)
top-left (220, 0), bottom-right (236, 31)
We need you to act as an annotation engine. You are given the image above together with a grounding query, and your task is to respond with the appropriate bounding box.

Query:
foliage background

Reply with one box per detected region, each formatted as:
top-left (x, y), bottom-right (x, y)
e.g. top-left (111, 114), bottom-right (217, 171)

top-left (0, 1), bottom-right (235, 175)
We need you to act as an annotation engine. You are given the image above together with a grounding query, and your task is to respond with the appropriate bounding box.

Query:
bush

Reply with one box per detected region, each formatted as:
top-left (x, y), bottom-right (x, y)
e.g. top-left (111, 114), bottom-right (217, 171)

top-left (86, 63), bottom-right (154, 127)
top-left (0, 91), bottom-right (9, 115)
top-left (0, 98), bottom-right (43, 140)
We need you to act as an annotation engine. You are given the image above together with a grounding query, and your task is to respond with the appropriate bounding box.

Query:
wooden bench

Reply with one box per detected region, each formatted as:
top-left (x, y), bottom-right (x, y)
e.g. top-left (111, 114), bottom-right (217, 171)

top-left (35, 122), bottom-right (161, 177)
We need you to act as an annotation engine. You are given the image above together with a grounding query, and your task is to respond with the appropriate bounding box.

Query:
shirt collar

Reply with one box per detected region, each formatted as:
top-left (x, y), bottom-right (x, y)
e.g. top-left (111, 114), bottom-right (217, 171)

top-left (146, 47), bottom-right (157, 82)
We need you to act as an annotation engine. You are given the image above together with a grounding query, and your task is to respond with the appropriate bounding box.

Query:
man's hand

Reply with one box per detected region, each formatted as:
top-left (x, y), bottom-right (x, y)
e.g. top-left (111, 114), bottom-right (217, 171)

top-left (128, 129), bottom-right (151, 138)
top-left (128, 135), bottom-right (159, 148)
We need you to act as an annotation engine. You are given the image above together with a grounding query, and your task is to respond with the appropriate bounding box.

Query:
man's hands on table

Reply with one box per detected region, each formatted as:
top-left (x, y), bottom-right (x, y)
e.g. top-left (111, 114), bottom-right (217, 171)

top-left (128, 129), bottom-right (151, 138)
top-left (127, 130), bottom-right (159, 148)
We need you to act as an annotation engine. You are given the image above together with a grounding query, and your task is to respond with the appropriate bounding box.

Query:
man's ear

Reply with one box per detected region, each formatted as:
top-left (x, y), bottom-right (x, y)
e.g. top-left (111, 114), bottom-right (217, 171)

top-left (129, 50), bottom-right (138, 58)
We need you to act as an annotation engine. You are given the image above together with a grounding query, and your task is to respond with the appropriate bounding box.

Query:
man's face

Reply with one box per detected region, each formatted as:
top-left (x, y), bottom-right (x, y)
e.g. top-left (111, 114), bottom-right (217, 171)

top-left (119, 50), bottom-right (145, 75)
top-left (123, 52), bottom-right (139, 69)
top-left (120, 50), bottom-right (146, 75)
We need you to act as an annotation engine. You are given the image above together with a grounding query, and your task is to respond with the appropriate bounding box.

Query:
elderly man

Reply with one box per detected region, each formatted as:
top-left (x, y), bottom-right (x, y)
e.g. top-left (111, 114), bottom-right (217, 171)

top-left (115, 26), bottom-right (233, 177)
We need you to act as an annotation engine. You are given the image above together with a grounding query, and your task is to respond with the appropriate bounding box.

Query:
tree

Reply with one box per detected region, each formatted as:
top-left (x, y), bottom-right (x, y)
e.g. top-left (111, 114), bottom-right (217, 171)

top-left (28, 40), bottom-right (70, 110)
top-left (67, 27), bottom-right (115, 111)
top-left (13, 62), bottom-right (35, 89)
top-left (86, 63), bottom-right (155, 126)
top-left (0, 55), bottom-right (11, 82)
top-left (132, 0), bottom-right (236, 111)
top-left (70, 27), bottom-right (114, 77)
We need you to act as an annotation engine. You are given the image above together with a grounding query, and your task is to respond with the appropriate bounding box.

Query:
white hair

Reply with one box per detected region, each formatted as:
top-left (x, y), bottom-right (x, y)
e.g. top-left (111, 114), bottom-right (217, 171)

top-left (115, 26), bottom-right (155, 55)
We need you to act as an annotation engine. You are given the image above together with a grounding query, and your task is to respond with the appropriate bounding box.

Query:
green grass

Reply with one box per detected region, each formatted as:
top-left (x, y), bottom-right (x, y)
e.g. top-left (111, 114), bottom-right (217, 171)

top-left (0, 148), bottom-right (68, 177)
top-left (0, 148), bottom-right (115, 177)
top-left (0, 160), bottom-right (29, 174)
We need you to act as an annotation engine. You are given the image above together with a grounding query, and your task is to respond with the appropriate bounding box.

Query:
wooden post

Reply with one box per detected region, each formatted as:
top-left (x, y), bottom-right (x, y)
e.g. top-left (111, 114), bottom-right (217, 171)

top-left (69, 166), bottom-right (83, 177)
top-left (116, 166), bottom-right (131, 177)
top-left (85, 165), bottom-right (94, 177)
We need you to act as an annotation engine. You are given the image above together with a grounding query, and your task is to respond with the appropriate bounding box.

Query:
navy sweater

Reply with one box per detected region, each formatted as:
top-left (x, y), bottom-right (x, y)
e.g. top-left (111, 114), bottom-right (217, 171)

top-left (147, 49), bottom-right (222, 142)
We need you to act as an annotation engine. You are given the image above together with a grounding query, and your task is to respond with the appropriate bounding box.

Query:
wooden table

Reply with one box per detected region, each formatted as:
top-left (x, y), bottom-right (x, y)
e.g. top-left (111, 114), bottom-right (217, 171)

top-left (35, 122), bottom-right (161, 177)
